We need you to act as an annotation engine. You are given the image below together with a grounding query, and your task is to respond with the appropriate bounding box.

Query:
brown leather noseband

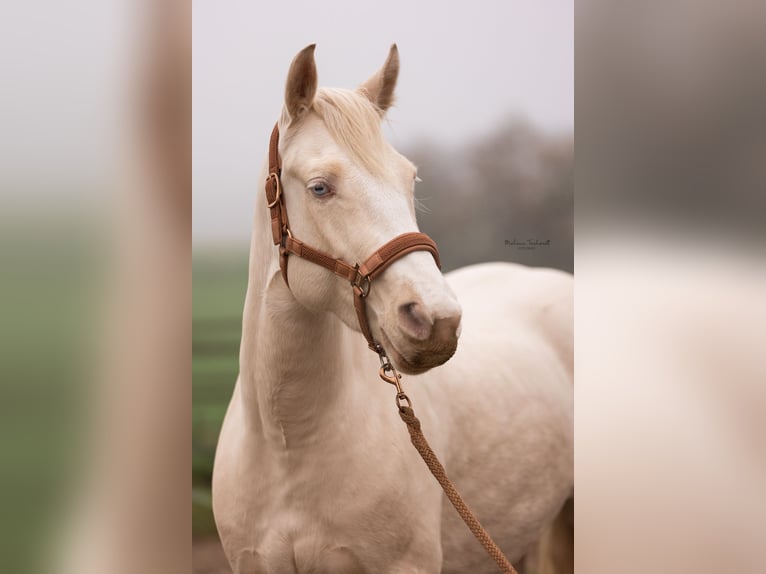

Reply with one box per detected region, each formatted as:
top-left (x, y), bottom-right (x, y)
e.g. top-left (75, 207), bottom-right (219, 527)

top-left (264, 123), bottom-right (441, 352)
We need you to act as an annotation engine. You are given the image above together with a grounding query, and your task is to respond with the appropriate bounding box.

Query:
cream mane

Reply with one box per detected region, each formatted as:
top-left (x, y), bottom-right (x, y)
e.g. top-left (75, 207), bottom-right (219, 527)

top-left (280, 87), bottom-right (390, 176)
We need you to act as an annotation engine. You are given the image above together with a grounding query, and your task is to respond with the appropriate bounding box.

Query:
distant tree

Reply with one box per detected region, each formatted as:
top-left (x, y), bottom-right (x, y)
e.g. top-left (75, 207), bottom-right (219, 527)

top-left (407, 119), bottom-right (573, 273)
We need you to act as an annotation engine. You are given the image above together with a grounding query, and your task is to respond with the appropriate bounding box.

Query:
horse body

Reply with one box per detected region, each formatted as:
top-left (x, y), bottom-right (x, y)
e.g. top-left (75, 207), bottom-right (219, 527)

top-left (425, 263), bottom-right (573, 573)
top-left (212, 45), bottom-right (573, 574)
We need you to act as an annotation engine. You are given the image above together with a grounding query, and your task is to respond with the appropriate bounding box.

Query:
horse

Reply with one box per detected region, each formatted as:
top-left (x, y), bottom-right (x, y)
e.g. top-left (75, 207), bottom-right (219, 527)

top-left (212, 44), bottom-right (573, 574)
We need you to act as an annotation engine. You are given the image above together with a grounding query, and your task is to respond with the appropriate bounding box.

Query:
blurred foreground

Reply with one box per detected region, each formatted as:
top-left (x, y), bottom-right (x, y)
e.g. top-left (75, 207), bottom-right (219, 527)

top-left (1, 1), bottom-right (191, 573)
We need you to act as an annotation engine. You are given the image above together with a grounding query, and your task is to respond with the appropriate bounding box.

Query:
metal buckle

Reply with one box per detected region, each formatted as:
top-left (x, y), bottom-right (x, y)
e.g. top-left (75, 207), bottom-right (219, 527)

top-left (351, 265), bottom-right (371, 298)
top-left (282, 226), bottom-right (292, 244)
top-left (265, 173), bottom-right (281, 208)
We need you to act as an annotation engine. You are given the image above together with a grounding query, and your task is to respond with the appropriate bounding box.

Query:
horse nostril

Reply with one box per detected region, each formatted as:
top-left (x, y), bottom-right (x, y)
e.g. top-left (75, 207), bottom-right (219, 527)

top-left (398, 302), bottom-right (432, 341)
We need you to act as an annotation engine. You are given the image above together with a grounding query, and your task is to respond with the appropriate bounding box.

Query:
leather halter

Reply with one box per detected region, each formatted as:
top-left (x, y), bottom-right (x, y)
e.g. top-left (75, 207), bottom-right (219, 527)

top-left (264, 123), bottom-right (441, 352)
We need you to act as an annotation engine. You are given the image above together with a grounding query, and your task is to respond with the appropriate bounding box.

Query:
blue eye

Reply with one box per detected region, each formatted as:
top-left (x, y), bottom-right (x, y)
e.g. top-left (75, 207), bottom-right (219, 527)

top-left (309, 182), bottom-right (331, 197)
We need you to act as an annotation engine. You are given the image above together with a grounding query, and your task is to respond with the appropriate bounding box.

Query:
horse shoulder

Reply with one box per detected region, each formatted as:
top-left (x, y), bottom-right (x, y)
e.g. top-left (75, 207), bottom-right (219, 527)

top-left (447, 262), bottom-right (573, 378)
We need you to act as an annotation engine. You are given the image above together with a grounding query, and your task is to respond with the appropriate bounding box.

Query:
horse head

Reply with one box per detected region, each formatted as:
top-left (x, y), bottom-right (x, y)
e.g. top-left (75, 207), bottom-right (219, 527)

top-left (270, 44), bottom-right (462, 374)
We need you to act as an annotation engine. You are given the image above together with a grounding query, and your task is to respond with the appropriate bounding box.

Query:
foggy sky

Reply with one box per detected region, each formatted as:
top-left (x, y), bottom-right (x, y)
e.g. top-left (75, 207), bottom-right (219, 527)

top-left (197, 1), bottom-right (573, 242)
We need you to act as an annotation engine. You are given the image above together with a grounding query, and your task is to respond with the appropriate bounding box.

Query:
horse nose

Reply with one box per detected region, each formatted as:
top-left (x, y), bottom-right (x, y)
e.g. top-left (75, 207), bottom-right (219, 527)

top-left (398, 300), bottom-right (462, 344)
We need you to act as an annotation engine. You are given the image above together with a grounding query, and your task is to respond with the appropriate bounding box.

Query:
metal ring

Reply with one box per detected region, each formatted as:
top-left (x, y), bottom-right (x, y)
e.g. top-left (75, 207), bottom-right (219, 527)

top-left (351, 266), bottom-right (371, 298)
top-left (266, 173), bottom-right (281, 208)
top-left (396, 392), bottom-right (412, 410)
top-left (357, 274), bottom-right (371, 297)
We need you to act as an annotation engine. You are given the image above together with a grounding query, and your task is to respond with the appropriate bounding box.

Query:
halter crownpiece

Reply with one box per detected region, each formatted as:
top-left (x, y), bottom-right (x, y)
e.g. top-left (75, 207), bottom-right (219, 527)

top-left (264, 122), bottom-right (441, 353)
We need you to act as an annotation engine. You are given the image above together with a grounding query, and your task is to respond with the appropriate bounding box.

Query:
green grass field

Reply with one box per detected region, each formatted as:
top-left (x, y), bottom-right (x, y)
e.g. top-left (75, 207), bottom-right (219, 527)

top-left (192, 247), bottom-right (249, 535)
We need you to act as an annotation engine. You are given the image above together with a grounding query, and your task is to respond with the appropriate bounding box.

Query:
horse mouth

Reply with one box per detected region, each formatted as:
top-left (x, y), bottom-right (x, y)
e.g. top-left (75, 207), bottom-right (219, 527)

top-left (379, 328), bottom-right (456, 376)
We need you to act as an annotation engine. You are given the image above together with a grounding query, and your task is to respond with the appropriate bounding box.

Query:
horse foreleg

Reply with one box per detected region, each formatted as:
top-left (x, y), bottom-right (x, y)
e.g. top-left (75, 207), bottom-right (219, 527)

top-left (537, 497), bottom-right (573, 574)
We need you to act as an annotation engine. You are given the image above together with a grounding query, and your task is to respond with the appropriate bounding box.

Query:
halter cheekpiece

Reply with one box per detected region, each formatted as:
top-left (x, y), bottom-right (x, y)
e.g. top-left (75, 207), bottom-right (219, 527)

top-left (264, 122), bottom-right (441, 354)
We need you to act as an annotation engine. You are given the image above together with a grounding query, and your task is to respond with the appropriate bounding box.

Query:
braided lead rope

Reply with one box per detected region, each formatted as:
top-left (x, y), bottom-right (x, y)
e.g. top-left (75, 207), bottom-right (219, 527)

top-left (397, 406), bottom-right (517, 574)
top-left (377, 360), bottom-right (516, 574)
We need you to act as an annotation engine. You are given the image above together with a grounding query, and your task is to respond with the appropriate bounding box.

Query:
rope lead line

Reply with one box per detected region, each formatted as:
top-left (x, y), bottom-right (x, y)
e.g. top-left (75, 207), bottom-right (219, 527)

top-left (397, 406), bottom-right (518, 574)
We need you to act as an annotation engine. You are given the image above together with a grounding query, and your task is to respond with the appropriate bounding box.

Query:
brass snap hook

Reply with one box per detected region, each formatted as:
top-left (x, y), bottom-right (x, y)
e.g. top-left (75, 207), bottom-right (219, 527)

top-left (378, 356), bottom-right (412, 409)
top-left (379, 363), bottom-right (404, 396)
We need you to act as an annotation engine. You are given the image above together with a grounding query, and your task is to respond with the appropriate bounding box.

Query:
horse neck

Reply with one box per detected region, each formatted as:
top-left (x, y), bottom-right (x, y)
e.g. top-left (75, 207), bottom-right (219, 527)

top-left (238, 177), bottom-right (365, 448)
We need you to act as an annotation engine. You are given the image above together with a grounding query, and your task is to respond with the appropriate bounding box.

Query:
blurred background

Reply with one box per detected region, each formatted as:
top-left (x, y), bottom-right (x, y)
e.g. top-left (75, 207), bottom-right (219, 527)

top-left (3, 1), bottom-right (763, 573)
top-left (192, 1), bottom-right (573, 569)
top-left (576, 2), bottom-right (766, 573)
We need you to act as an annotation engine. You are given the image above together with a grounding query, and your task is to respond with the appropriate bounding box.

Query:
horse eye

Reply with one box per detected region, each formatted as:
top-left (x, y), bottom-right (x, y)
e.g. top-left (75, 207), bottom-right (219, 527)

top-left (308, 182), bottom-right (331, 197)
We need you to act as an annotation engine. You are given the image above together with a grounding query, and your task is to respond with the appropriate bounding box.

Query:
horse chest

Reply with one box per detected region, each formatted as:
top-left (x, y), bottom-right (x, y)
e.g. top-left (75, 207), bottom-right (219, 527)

top-left (219, 429), bottom-right (435, 573)
top-left (236, 525), bottom-right (368, 574)
top-left (231, 479), bottom-right (414, 573)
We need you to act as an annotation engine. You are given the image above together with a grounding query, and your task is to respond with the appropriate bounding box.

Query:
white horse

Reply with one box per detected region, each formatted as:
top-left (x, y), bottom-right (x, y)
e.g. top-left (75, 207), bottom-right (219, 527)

top-left (212, 44), bottom-right (573, 574)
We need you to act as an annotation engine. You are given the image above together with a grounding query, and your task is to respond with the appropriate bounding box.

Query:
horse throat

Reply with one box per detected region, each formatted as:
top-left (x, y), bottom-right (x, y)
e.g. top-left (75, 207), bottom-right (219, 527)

top-left (240, 271), bottom-right (358, 449)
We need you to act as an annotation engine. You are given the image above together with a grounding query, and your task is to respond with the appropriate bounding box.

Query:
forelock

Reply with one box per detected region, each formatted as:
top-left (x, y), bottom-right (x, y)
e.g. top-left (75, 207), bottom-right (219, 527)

top-left (282, 87), bottom-right (390, 176)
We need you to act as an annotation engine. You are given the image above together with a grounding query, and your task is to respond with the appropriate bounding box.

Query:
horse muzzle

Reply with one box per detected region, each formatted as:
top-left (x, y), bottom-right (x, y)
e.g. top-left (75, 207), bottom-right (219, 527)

top-left (380, 301), bottom-right (462, 375)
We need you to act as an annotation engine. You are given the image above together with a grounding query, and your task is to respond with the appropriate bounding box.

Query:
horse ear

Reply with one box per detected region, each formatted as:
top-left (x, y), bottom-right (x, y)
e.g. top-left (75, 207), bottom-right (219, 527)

top-left (358, 44), bottom-right (399, 116)
top-left (285, 44), bottom-right (318, 121)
